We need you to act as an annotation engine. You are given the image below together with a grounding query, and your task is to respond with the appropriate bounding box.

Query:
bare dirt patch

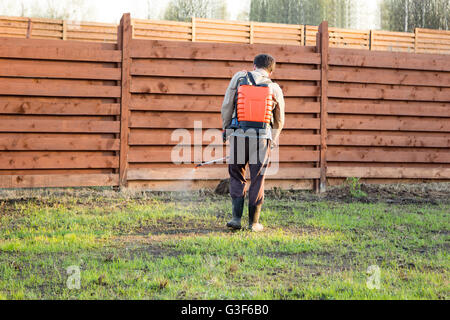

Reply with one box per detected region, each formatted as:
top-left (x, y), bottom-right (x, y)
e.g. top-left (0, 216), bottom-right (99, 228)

top-left (322, 182), bottom-right (450, 204)
top-left (1, 181), bottom-right (448, 205)
top-left (265, 182), bottom-right (450, 205)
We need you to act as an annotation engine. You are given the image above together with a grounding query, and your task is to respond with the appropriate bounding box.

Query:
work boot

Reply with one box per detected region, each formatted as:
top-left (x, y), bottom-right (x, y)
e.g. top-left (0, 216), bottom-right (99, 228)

top-left (248, 204), bottom-right (264, 232)
top-left (226, 197), bottom-right (244, 230)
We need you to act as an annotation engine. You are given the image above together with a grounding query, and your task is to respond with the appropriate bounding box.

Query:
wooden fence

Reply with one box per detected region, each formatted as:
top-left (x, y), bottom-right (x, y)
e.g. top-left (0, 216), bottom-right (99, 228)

top-left (1, 15), bottom-right (450, 54)
top-left (126, 31), bottom-right (321, 191)
top-left (0, 15), bottom-right (117, 42)
top-left (0, 14), bottom-right (449, 191)
top-left (0, 36), bottom-right (121, 188)
top-left (326, 46), bottom-right (450, 186)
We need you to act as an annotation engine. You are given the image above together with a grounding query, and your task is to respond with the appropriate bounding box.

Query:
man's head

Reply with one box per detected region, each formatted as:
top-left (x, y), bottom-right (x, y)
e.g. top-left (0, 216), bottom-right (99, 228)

top-left (253, 54), bottom-right (276, 75)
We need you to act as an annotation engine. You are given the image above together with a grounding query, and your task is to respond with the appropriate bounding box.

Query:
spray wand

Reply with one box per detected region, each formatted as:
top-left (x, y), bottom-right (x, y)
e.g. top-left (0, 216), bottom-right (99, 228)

top-left (194, 156), bottom-right (229, 169)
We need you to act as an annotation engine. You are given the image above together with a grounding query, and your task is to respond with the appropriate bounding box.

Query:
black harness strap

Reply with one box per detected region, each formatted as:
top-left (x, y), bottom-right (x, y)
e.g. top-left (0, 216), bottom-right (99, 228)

top-left (247, 71), bottom-right (257, 86)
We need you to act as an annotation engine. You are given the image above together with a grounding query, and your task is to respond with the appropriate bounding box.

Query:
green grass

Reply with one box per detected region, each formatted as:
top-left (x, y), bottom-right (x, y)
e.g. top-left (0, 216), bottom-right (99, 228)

top-left (0, 188), bottom-right (448, 300)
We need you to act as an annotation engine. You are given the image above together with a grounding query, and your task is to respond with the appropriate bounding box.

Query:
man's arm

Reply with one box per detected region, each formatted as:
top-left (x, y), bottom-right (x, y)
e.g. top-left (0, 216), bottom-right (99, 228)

top-left (221, 71), bottom-right (246, 130)
top-left (271, 83), bottom-right (285, 146)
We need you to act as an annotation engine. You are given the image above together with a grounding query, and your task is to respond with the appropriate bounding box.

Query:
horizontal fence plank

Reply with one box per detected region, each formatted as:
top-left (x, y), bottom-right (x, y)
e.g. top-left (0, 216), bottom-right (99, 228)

top-left (0, 153), bottom-right (118, 169)
top-left (0, 64), bottom-right (121, 80)
top-left (0, 102), bottom-right (120, 115)
top-left (252, 38), bottom-right (301, 46)
top-left (0, 136), bottom-right (119, 151)
top-left (130, 94), bottom-right (320, 114)
top-left (129, 130), bottom-right (320, 146)
top-left (0, 45), bottom-right (121, 62)
top-left (328, 86), bottom-right (450, 102)
top-left (132, 18), bottom-right (192, 26)
top-left (129, 146), bottom-right (319, 163)
top-left (0, 81), bottom-right (121, 97)
top-left (127, 167), bottom-right (320, 180)
top-left (327, 117), bottom-right (450, 132)
top-left (329, 50), bottom-right (450, 71)
top-left (327, 134), bottom-right (450, 148)
top-left (327, 166), bottom-right (450, 179)
top-left (0, 120), bottom-right (120, 133)
top-left (0, 115), bottom-right (114, 121)
top-left (331, 46), bottom-right (450, 60)
top-left (0, 168), bottom-right (115, 175)
top-left (416, 28), bottom-right (450, 36)
top-left (130, 77), bottom-right (319, 97)
top-left (327, 149), bottom-right (450, 163)
top-left (328, 69), bottom-right (450, 87)
top-left (253, 33), bottom-right (301, 40)
top-left (126, 179), bottom-right (314, 191)
top-left (327, 103), bottom-right (450, 117)
top-left (130, 39), bottom-right (320, 64)
top-left (129, 112), bottom-right (320, 129)
top-left (0, 36), bottom-right (117, 49)
top-left (130, 96), bottom-right (222, 112)
top-left (0, 58), bottom-right (117, 70)
top-left (0, 173), bottom-right (118, 188)
top-left (133, 24), bottom-right (191, 33)
top-left (130, 64), bottom-right (320, 81)
top-left (133, 31), bottom-right (191, 41)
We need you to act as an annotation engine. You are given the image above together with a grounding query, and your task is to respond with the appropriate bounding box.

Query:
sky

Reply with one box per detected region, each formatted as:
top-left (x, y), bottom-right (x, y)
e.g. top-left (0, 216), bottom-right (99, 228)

top-left (0, 0), bottom-right (381, 29)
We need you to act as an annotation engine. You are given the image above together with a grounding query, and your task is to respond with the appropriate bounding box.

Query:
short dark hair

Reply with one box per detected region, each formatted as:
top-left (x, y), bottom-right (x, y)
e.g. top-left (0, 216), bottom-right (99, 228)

top-left (253, 54), bottom-right (276, 73)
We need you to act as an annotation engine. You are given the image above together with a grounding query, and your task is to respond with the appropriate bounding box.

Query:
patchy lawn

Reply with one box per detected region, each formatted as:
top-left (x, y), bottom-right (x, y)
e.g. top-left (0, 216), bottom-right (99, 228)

top-left (0, 182), bottom-right (448, 300)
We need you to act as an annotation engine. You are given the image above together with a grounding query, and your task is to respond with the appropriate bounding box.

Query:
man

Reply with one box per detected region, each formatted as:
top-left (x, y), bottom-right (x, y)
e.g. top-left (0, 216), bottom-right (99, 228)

top-left (221, 54), bottom-right (285, 232)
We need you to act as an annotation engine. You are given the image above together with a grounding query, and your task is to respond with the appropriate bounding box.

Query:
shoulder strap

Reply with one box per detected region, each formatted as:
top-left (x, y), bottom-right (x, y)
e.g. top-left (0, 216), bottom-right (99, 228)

top-left (247, 71), bottom-right (257, 86)
top-left (232, 73), bottom-right (247, 119)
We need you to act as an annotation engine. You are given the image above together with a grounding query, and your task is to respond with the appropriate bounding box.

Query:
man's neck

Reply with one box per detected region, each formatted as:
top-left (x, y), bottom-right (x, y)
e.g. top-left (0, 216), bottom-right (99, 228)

top-left (254, 68), bottom-right (270, 78)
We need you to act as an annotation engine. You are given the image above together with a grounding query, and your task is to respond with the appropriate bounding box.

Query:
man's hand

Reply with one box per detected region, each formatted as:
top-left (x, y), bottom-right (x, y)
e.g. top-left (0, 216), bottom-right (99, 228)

top-left (270, 140), bottom-right (277, 149)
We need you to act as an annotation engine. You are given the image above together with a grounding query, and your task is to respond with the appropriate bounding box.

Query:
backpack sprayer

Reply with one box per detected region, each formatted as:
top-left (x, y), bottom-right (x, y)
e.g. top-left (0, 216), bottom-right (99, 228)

top-left (195, 71), bottom-right (272, 170)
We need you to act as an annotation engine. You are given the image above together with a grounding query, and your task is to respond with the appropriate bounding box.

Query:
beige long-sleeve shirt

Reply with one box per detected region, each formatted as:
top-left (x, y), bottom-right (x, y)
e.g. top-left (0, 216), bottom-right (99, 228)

top-left (221, 68), bottom-right (285, 143)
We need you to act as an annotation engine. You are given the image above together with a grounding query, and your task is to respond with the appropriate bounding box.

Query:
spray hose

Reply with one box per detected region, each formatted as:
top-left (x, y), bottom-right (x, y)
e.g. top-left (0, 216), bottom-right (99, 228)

top-left (194, 156), bottom-right (229, 169)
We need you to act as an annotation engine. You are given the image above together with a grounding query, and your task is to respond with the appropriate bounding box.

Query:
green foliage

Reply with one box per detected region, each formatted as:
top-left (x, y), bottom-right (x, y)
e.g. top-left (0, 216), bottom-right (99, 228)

top-left (249, 0), bottom-right (358, 28)
top-left (164, 0), bottom-right (228, 22)
top-left (345, 177), bottom-right (368, 198)
top-left (381, 0), bottom-right (450, 32)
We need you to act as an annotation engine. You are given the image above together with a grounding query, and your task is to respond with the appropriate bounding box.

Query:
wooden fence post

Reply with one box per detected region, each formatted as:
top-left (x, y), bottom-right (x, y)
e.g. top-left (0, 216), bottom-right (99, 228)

top-left (414, 28), bottom-right (418, 53)
top-left (62, 20), bottom-right (67, 40)
top-left (192, 17), bottom-right (196, 41)
top-left (26, 18), bottom-right (32, 38)
top-left (118, 13), bottom-right (132, 188)
top-left (317, 21), bottom-right (328, 193)
top-left (303, 24), bottom-right (306, 46)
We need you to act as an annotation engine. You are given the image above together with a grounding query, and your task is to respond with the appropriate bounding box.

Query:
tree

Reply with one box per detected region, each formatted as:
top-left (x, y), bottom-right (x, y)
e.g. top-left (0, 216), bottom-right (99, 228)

top-left (210, 0), bottom-right (228, 20)
top-left (249, 0), bottom-right (357, 28)
top-left (381, 0), bottom-right (450, 32)
top-left (164, 0), bottom-right (228, 21)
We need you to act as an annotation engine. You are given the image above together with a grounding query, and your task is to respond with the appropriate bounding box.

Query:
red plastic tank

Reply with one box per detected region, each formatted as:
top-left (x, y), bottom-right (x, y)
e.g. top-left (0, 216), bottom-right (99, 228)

top-left (236, 85), bottom-right (273, 124)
